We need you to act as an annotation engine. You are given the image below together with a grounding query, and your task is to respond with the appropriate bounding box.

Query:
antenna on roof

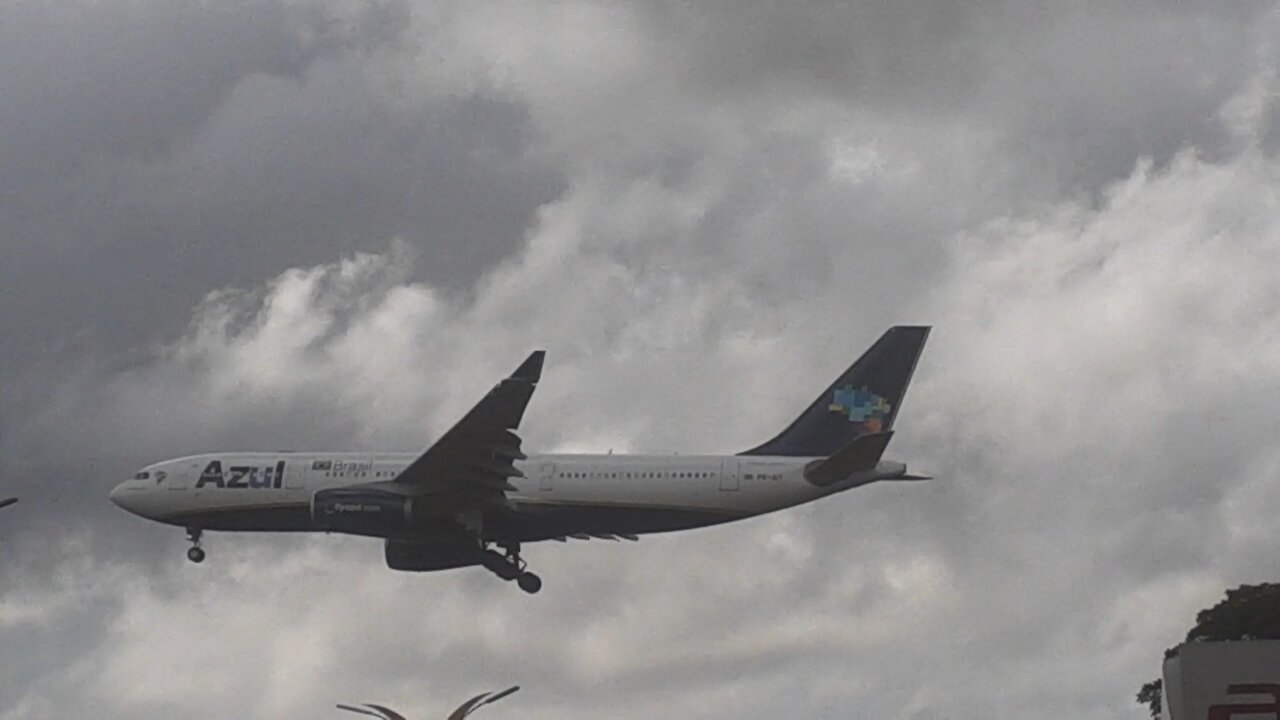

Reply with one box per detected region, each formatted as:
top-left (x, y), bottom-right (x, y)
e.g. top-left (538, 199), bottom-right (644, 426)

top-left (336, 686), bottom-right (521, 720)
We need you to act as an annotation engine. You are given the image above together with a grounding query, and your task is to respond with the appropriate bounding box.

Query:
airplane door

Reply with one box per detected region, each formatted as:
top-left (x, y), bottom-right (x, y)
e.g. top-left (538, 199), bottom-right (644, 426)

top-left (719, 459), bottom-right (739, 491)
top-left (283, 460), bottom-right (306, 490)
top-left (169, 461), bottom-right (199, 491)
top-left (539, 463), bottom-right (554, 491)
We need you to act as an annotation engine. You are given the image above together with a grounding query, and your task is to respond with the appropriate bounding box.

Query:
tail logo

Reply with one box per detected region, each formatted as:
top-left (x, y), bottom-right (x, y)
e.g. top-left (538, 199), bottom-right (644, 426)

top-left (829, 386), bottom-right (891, 432)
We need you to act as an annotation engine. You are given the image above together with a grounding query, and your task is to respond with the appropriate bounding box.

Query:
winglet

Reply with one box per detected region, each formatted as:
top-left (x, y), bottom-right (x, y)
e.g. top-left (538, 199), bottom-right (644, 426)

top-left (804, 431), bottom-right (893, 486)
top-left (512, 350), bottom-right (545, 382)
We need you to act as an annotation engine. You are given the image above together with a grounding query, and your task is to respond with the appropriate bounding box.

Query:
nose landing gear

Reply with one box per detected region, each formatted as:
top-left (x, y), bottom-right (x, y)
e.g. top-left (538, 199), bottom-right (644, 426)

top-left (480, 543), bottom-right (542, 594)
top-left (186, 527), bottom-right (205, 564)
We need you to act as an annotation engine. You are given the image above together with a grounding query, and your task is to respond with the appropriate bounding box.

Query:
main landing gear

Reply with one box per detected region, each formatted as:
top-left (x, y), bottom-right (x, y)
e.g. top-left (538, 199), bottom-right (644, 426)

top-left (186, 527), bottom-right (205, 564)
top-left (480, 542), bottom-right (542, 594)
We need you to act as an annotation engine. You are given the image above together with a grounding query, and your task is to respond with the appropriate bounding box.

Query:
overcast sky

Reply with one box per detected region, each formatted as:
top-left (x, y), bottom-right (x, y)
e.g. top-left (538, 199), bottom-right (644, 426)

top-left (3, 1), bottom-right (1280, 718)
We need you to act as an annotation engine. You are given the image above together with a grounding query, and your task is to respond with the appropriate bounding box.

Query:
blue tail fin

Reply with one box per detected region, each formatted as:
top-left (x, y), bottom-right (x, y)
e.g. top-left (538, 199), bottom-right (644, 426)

top-left (739, 326), bottom-right (930, 457)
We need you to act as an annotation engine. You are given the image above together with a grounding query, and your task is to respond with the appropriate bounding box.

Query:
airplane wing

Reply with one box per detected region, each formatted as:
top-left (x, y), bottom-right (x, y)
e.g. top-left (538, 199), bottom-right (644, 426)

top-left (392, 351), bottom-right (545, 509)
top-left (0, 497), bottom-right (16, 511)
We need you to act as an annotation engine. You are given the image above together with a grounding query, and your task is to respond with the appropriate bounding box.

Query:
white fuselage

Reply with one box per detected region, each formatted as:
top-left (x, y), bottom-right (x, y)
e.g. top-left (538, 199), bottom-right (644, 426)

top-left (106, 326), bottom-right (929, 591)
top-left (108, 451), bottom-right (862, 536)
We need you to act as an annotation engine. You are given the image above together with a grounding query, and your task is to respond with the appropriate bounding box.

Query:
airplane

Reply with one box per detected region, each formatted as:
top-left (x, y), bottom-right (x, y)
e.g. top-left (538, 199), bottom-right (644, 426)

top-left (338, 685), bottom-right (520, 720)
top-left (110, 326), bottom-right (931, 594)
top-left (0, 498), bottom-right (16, 511)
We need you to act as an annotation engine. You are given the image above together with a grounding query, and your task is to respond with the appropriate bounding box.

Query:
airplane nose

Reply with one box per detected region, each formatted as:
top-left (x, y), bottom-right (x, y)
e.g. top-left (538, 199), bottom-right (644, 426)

top-left (109, 482), bottom-right (131, 511)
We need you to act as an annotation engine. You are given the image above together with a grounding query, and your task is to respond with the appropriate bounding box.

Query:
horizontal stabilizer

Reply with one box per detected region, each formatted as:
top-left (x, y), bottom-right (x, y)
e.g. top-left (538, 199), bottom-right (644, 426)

top-left (804, 431), bottom-right (893, 486)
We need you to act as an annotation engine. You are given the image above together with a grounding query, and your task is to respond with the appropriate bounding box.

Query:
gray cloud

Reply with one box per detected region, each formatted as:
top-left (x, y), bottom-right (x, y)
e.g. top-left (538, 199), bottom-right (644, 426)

top-left (4, 2), bottom-right (1280, 719)
top-left (626, 2), bottom-right (1269, 200)
top-left (0, 0), bottom-right (562, 401)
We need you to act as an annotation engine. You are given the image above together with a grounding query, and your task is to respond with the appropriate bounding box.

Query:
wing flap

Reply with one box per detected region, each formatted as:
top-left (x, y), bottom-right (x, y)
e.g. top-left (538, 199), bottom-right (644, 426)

top-left (466, 457), bottom-right (525, 478)
top-left (556, 532), bottom-right (640, 542)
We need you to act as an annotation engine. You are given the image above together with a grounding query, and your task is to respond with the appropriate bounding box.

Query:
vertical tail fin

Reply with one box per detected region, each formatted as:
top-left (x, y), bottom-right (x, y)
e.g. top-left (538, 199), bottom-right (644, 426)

top-left (739, 325), bottom-right (930, 457)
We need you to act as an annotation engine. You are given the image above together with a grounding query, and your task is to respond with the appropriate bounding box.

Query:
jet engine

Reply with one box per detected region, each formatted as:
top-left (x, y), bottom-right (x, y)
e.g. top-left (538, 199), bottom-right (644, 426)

top-left (384, 539), bottom-right (483, 571)
top-left (311, 488), bottom-right (415, 537)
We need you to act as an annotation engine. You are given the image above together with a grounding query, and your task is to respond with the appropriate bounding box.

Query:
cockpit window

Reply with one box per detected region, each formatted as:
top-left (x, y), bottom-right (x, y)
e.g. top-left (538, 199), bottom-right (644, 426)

top-left (134, 471), bottom-right (150, 480)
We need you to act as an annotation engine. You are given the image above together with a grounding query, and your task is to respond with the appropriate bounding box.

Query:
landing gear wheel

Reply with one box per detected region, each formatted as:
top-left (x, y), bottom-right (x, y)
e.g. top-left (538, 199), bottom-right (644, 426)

top-left (479, 541), bottom-right (541, 592)
top-left (185, 527), bottom-right (205, 564)
top-left (517, 572), bottom-right (542, 594)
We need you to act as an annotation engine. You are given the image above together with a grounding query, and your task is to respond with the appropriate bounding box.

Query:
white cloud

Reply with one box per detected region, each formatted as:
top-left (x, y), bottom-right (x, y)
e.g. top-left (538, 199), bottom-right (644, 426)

top-left (6, 3), bottom-right (1280, 720)
top-left (13, 133), bottom-right (1274, 719)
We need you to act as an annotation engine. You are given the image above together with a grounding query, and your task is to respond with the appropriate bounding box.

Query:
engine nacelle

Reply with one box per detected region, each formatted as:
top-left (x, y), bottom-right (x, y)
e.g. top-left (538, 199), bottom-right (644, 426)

top-left (312, 488), bottom-right (414, 537)
top-left (384, 539), bottom-right (482, 572)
